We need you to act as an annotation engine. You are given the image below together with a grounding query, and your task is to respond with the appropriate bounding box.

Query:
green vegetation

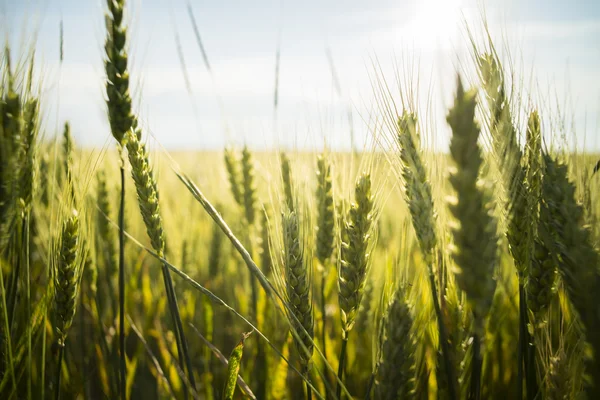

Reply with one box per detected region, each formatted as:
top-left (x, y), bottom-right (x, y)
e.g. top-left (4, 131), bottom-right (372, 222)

top-left (1, 1), bottom-right (599, 399)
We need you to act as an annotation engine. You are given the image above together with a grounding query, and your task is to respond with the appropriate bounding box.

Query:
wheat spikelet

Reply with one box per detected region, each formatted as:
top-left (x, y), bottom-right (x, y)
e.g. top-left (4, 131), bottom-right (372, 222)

top-left (281, 153), bottom-right (294, 212)
top-left (338, 173), bottom-right (375, 335)
top-left (18, 98), bottom-right (38, 209)
top-left (125, 127), bottom-right (165, 255)
top-left (282, 209), bottom-right (314, 369)
top-left (259, 208), bottom-right (272, 275)
top-left (241, 146), bottom-right (257, 225)
top-left (224, 148), bottom-right (243, 206)
top-left (104, 0), bottom-right (134, 145)
top-left (54, 209), bottom-right (82, 346)
top-left (0, 81), bottom-right (23, 248)
top-left (39, 153), bottom-right (50, 207)
top-left (375, 287), bottom-right (416, 400)
top-left (525, 111), bottom-right (542, 210)
top-left (97, 170), bottom-right (117, 269)
top-left (396, 111), bottom-right (437, 259)
top-left (316, 154), bottom-right (335, 266)
top-left (446, 77), bottom-right (498, 325)
top-left (62, 122), bottom-right (73, 185)
top-left (545, 350), bottom-right (571, 400)
top-left (526, 240), bottom-right (557, 317)
top-left (478, 53), bottom-right (522, 177)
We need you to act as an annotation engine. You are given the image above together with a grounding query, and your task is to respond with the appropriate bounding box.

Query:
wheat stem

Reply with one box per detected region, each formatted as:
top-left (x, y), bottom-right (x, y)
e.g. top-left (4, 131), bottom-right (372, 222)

top-left (118, 156), bottom-right (126, 400)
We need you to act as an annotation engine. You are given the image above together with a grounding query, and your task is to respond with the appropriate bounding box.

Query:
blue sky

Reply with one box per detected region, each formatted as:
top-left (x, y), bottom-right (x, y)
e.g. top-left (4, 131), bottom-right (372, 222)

top-left (4, 0), bottom-right (600, 151)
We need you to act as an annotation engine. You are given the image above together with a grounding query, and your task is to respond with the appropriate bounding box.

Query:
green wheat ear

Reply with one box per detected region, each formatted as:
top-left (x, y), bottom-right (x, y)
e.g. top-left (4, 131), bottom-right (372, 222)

top-left (375, 286), bottom-right (417, 400)
top-left (104, 0), bottom-right (134, 145)
top-left (281, 152), bottom-right (294, 212)
top-left (316, 154), bottom-right (335, 266)
top-left (96, 170), bottom-right (117, 270)
top-left (397, 111), bottom-right (437, 260)
top-left (125, 126), bottom-right (165, 255)
top-left (224, 147), bottom-right (243, 206)
top-left (282, 209), bottom-right (314, 369)
top-left (62, 122), bottom-right (73, 184)
top-left (338, 173), bottom-right (375, 336)
top-left (446, 76), bottom-right (498, 326)
top-left (241, 146), bottom-right (257, 225)
top-left (54, 209), bottom-right (82, 346)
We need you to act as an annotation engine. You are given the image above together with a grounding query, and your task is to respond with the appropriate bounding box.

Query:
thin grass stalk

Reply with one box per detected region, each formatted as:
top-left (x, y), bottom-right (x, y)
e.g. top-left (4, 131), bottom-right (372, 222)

top-left (54, 345), bottom-right (64, 400)
top-left (118, 155), bottom-right (126, 400)
top-left (364, 372), bottom-right (376, 400)
top-left (428, 270), bottom-right (456, 399)
top-left (336, 335), bottom-right (349, 399)
top-left (0, 245), bottom-right (16, 393)
top-left (24, 212), bottom-right (31, 400)
top-left (470, 332), bottom-right (482, 400)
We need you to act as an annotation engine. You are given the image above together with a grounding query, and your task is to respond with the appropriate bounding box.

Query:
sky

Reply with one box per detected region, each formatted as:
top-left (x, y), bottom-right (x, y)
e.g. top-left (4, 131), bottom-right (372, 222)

top-left (4, 0), bottom-right (600, 151)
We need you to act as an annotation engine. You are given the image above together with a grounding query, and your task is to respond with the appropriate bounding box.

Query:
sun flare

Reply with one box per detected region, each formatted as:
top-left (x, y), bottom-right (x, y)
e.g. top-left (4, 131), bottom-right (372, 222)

top-left (409, 0), bottom-right (465, 50)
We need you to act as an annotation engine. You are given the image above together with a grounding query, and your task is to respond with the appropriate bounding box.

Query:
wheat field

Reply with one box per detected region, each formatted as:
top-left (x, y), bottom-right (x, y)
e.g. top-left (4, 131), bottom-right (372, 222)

top-left (1, 0), bottom-right (600, 399)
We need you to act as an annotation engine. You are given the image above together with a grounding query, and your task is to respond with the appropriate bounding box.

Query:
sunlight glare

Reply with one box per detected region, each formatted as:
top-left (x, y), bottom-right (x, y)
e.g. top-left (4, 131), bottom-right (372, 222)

top-left (408, 0), bottom-right (465, 51)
